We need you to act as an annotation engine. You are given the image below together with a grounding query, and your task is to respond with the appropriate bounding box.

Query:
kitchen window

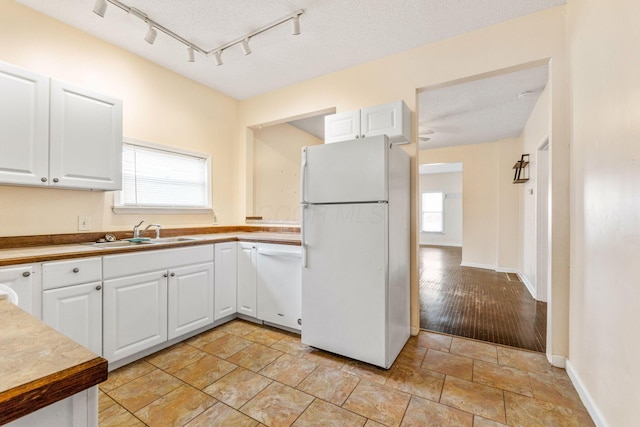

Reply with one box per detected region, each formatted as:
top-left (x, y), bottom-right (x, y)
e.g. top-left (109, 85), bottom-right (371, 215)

top-left (421, 192), bottom-right (444, 233)
top-left (113, 139), bottom-right (212, 214)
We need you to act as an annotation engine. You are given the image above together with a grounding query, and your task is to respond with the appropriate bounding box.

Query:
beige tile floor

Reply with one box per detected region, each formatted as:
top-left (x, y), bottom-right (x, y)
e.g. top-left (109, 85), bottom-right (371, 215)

top-left (98, 320), bottom-right (594, 427)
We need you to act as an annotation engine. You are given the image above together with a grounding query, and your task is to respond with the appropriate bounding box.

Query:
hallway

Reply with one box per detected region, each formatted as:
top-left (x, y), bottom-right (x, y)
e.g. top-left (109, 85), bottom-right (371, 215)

top-left (419, 246), bottom-right (547, 353)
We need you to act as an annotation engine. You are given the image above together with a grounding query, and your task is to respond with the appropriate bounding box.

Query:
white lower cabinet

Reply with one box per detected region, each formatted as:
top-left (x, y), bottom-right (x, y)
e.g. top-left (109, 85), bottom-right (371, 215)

top-left (0, 264), bottom-right (36, 316)
top-left (214, 243), bottom-right (237, 320)
top-left (102, 245), bottom-right (214, 363)
top-left (256, 243), bottom-right (302, 331)
top-left (237, 242), bottom-right (257, 317)
top-left (169, 263), bottom-right (214, 339)
top-left (103, 271), bottom-right (168, 362)
top-left (43, 282), bottom-right (103, 356)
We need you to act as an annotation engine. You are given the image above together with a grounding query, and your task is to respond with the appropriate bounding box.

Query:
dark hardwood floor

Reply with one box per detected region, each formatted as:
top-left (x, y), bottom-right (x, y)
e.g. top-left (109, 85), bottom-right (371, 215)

top-left (419, 245), bottom-right (547, 352)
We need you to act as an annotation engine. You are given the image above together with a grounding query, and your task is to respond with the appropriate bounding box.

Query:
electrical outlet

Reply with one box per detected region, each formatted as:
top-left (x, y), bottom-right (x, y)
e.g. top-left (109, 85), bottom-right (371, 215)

top-left (78, 215), bottom-right (91, 231)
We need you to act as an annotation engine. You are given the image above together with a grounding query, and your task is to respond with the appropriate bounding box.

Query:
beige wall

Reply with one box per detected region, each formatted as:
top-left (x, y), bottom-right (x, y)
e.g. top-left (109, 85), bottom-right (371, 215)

top-left (568, 0), bottom-right (640, 425)
top-left (420, 139), bottom-right (521, 270)
top-left (238, 6), bottom-right (570, 345)
top-left (252, 123), bottom-right (322, 222)
top-left (0, 1), bottom-right (239, 236)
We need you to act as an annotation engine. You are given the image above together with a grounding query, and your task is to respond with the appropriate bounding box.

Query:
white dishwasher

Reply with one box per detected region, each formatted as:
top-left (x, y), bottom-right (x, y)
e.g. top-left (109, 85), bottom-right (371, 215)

top-left (256, 243), bottom-right (302, 331)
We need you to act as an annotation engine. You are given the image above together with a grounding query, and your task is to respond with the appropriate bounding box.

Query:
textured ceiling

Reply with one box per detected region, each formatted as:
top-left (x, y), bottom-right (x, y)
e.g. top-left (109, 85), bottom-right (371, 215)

top-left (418, 64), bottom-right (549, 150)
top-left (17, 0), bottom-right (564, 100)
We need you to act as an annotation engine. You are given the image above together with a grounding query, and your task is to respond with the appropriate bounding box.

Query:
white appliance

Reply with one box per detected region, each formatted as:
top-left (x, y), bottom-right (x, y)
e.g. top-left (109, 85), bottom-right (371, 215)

top-left (300, 135), bottom-right (410, 368)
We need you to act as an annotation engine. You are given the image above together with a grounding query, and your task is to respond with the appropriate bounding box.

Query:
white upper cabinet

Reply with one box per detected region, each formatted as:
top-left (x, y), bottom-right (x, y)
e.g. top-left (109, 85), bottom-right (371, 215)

top-left (0, 60), bottom-right (122, 190)
top-left (0, 62), bottom-right (49, 186)
top-left (324, 110), bottom-right (360, 144)
top-left (49, 80), bottom-right (122, 190)
top-left (324, 101), bottom-right (411, 144)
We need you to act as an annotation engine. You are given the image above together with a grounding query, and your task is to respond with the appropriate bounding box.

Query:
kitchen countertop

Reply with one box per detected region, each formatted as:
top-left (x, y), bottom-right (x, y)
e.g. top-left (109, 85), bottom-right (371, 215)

top-left (0, 300), bottom-right (108, 424)
top-left (0, 231), bottom-right (301, 266)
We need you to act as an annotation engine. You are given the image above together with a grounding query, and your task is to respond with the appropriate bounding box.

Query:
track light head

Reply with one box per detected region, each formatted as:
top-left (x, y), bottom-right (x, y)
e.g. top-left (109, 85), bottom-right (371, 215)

top-left (145, 25), bottom-right (157, 44)
top-left (291, 15), bottom-right (300, 35)
top-left (186, 46), bottom-right (195, 62)
top-left (213, 51), bottom-right (223, 66)
top-left (241, 39), bottom-right (252, 55)
top-left (93, 0), bottom-right (107, 17)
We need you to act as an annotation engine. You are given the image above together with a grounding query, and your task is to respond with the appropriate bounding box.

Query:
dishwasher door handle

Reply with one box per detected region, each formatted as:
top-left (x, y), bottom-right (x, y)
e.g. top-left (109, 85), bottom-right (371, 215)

top-left (257, 250), bottom-right (302, 259)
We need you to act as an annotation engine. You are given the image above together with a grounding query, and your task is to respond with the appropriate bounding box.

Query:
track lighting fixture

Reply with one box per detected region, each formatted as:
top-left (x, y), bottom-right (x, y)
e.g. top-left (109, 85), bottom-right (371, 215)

top-left (92, 1), bottom-right (303, 66)
top-left (93, 0), bottom-right (107, 17)
top-left (213, 51), bottom-right (223, 66)
top-left (291, 15), bottom-right (300, 35)
top-left (145, 25), bottom-right (157, 44)
top-left (241, 39), bottom-right (252, 56)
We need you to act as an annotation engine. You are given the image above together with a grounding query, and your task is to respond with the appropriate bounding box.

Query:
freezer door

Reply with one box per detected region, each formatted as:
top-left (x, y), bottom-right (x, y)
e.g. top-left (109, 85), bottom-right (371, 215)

top-left (301, 136), bottom-right (388, 204)
top-left (301, 203), bottom-right (389, 368)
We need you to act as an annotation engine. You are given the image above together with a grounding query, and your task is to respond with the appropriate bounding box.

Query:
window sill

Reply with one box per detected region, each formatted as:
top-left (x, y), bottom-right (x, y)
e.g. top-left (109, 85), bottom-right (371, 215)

top-left (112, 206), bottom-right (214, 215)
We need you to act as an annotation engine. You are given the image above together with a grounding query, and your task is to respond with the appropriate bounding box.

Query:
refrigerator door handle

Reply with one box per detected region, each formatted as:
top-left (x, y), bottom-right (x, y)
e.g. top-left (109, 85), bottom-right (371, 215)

top-left (301, 204), bottom-right (307, 268)
top-left (300, 148), bottom-right (307, 204)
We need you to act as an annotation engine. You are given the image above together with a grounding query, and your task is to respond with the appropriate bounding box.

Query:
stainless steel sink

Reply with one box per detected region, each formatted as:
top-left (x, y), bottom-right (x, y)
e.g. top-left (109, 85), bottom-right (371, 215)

top-left (148, 237), bottom-right (200, 243)
top-left (87, 236), bottom-right (200, 248)
top-left (87, 240), bottom-right (152, 248)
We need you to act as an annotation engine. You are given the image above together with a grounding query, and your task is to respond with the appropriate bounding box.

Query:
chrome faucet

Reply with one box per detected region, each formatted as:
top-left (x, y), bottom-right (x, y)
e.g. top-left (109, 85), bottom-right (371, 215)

top-left (133, 220), bottom-right (162, 239)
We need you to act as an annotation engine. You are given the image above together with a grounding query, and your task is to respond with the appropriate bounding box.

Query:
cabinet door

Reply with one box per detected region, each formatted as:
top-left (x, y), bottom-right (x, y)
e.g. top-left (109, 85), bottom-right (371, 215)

top-left (237, 242), bottom-right (257, 317)
top-left (257, 244), bottom-right (302, 330)
top-left (43, 282), bottom-right (102, 355)
top-left (0, 265), bottom-right (34, 315)
top-left (49, 80), bottom-right (122, 190)
top-left (168, 263), bottom-right (214, 339)
top-left (103, 271), bottom-right (167, 362)
top-left (214, 243), bottom-right (237, 320)
top-left (0, 62), bottom-right (49, 186)
top-left (361, 101), bottom-right (404, 139)
top-left (324, 110), bottom-right (360, 143)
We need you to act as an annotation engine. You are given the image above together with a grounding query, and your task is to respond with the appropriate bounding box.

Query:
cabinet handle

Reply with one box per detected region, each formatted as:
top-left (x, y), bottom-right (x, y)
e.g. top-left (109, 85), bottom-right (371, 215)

top-left (163, 273), bottom-right (168, 277)
top-left (41, 177), bottom-right (47, 182)
top-left (298, 318), bottom-right (302, 326)
top-left (22, 272), bottom-right (30, 277)
top-left (355, 135), bottom-right (359, 138)
top-left (52, 178), bottom-right (59, 183)
top-left (95, 285), bottom-right (102, 291)
top-left (170, 272), bottom-right (175, 277)
top-left (72, 268), bottom-right (79, 273)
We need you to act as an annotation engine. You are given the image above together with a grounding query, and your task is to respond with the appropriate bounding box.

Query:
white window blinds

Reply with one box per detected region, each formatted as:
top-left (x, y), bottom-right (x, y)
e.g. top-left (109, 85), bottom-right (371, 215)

top-left (120, 142), bottom-right (210, 209)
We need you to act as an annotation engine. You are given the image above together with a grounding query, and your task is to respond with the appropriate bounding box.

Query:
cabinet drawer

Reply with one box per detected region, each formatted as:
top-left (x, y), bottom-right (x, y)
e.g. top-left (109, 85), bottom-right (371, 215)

top-left (43, 257), bottom-right (102, 290)
top-left (103, 245), bottom-right (214, 279)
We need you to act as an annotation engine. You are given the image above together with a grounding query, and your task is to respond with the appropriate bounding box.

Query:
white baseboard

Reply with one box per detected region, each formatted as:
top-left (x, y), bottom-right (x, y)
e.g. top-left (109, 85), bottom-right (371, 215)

top-left (460, 261), bottom-right (496, 270)
top-left (519, 273), bottom-right (536, 299)
top-left (566, 360), bottom-right (608, 427)
top-left (548, 353), bottom-right (565, 368)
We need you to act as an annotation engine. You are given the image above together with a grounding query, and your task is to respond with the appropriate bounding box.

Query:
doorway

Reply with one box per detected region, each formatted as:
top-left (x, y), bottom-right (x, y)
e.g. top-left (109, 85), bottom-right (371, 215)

top-left (416, 62), bottom-right (550, 352)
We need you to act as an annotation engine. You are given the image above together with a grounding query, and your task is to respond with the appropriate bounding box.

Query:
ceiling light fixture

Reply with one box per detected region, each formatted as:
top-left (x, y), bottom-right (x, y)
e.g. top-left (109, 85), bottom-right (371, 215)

top-left (93, 0), bottom-right (107, 17)
top-left (241, 39), bottom-right (252, 56)
top-left (213, 51), bottom-right (223, 66)
top-left (291, 15), bottom-right (301, 35)
top-left (518, 90), bottom-right (533, 99)
top-left (145, 25), bottom-right (157, 44)
top-left (92, 1), bottom-right (303, 66)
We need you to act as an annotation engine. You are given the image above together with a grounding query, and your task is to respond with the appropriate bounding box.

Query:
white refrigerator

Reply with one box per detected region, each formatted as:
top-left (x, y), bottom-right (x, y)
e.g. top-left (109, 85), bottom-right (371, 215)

top-left (300, 135), bottom-right (410, 369)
